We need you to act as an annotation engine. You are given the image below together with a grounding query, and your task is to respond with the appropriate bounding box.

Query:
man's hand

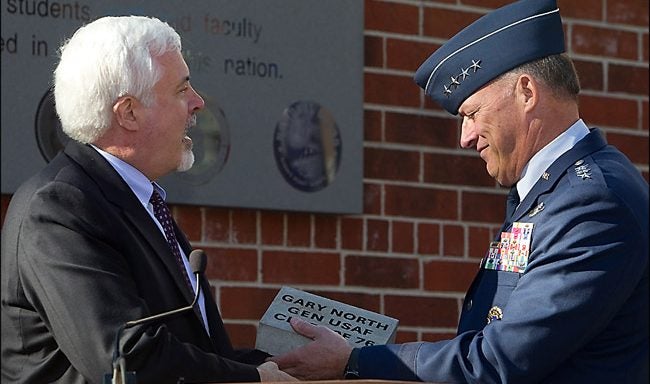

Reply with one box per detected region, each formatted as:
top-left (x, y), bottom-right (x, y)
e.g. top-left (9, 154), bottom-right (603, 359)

top-left (270, 317), bottom-right (353, 380)
top-left (256, 361), bottom-right (298, 382)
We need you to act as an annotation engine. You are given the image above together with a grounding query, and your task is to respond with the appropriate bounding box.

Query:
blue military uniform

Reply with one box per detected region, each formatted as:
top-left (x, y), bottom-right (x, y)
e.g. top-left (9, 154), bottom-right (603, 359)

top-left (352, 0), bottom-right (650, 382)
top-left (357, 129), bottom-right (648, 383)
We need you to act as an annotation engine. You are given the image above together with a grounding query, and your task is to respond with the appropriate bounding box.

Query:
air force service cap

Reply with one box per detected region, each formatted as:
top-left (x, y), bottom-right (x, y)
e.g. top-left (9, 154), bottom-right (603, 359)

top-left (414, 0), bottom-right (565, 115)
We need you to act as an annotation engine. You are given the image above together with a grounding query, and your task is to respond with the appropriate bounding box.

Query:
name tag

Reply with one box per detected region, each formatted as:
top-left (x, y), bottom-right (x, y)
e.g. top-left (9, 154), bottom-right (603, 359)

top-left (483, 222), bottom-right (533, 273)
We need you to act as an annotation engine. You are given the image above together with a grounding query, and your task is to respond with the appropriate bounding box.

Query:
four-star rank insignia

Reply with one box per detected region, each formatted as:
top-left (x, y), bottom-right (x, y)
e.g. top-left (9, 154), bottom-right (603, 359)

top-left (442, 59), bottom-right (482, 98)
top-left (574, 159), bottom-right (592, 180)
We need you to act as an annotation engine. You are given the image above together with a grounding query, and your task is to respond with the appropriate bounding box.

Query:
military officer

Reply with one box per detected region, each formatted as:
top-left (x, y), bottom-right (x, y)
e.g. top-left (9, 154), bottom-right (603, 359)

top-left (270, 0), bottom-right (649, 382)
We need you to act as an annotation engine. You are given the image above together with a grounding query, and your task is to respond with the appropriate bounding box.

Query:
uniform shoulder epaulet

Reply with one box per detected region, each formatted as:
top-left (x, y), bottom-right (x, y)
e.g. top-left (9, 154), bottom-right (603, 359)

top-left (567, 157), bottom-right (605, 186)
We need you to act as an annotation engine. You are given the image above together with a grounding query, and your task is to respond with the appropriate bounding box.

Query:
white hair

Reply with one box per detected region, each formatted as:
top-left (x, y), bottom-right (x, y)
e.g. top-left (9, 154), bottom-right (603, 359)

top-left (53, 15), bottom-right (181, 144)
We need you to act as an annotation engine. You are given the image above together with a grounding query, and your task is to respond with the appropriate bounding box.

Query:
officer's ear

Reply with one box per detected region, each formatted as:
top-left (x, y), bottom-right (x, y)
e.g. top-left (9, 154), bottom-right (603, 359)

top-left (515, 74), bottom-right (539, 113)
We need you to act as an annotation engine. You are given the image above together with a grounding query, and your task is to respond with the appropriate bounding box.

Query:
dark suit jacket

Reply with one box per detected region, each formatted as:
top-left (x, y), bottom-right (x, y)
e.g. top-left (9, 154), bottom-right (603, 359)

top-left (1, 141), bottom-right (268, 383)
top-left (355, 129), bottom-right (649, 383)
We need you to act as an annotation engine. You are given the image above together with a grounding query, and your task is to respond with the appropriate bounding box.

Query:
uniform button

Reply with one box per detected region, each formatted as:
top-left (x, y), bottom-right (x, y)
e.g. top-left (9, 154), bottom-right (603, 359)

top-left (465, 299), bottom-right (473, 311)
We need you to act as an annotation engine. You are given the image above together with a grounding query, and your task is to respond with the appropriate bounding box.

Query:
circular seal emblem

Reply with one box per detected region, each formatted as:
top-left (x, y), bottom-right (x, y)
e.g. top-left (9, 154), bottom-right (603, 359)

top-left (273, 101), bottom-right (342, 192)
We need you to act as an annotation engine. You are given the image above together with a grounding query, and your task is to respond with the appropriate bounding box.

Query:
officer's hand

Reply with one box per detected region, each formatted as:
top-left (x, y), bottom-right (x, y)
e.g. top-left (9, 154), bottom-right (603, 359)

top-left (270, 317), bottom-right (353, 380)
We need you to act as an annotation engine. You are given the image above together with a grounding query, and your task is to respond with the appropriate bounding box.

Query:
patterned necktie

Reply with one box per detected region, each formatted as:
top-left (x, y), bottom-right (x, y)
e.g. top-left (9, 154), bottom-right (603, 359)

top-left (150, 189), bottom-right (194, 294)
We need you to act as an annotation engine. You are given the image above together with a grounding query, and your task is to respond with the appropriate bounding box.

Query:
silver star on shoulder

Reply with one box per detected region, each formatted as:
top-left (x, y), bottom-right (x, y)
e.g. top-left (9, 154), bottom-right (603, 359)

top-left (459, 67), bottom-right (470, 80)
top-left (470, 59), bottom-right (482, 72)
top-left (575, 164), bottom-right (592, 180)
top-left (450, 75), bottom-right (460, 88)
top-left (443, 84), bottom-right (453, 97)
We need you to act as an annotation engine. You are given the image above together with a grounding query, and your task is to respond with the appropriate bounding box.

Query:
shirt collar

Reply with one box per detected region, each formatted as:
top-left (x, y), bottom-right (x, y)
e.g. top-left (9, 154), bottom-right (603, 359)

top-left (516, 119), bottom-right (590, 202)
top-left (90, 145), bottom-right (166, 206)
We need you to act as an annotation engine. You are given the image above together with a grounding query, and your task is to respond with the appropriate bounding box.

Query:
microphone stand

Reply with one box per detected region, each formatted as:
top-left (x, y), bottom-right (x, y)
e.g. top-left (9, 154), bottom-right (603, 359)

top-left (105, 250), bottom-right (207, 384)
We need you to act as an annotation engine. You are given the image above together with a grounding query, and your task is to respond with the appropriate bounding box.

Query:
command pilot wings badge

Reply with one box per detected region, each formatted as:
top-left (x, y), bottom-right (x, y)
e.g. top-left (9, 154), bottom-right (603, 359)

top-left (528, 202), bottom-right (545, 217)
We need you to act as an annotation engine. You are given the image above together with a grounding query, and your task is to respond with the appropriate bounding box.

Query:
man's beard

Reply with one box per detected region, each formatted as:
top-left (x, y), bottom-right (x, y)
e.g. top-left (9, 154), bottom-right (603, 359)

top-left (177, 147), bottom-right (195, 172)
top-left (177, 114), bottom-right (196, 172)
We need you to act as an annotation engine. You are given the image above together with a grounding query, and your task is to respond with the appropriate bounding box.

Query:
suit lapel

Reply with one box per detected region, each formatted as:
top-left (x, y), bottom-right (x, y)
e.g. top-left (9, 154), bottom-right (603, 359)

top-left (64, 141), bottom-right (195, 304)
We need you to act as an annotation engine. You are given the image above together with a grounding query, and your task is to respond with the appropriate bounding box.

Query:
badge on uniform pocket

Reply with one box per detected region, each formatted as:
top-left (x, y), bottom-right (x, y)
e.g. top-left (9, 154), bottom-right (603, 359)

top-left (487, 306), bottom-right (503, 324)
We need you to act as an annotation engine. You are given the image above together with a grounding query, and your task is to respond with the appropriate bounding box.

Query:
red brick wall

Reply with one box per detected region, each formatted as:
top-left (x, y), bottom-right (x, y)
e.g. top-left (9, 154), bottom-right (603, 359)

top-left (1, 0), bottom-right (648, 349)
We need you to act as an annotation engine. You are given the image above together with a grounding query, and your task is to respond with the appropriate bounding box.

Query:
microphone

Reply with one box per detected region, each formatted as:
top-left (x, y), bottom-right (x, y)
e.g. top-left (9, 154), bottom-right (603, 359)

top-left (104, 249), bottom-right (208, 384)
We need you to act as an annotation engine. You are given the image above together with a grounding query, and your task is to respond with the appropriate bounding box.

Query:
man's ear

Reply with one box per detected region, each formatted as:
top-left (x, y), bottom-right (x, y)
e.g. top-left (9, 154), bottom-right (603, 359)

top-left (113, 96), bottom-right (139, 132)
top-left (516, 74), bottom-right (538, 113)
